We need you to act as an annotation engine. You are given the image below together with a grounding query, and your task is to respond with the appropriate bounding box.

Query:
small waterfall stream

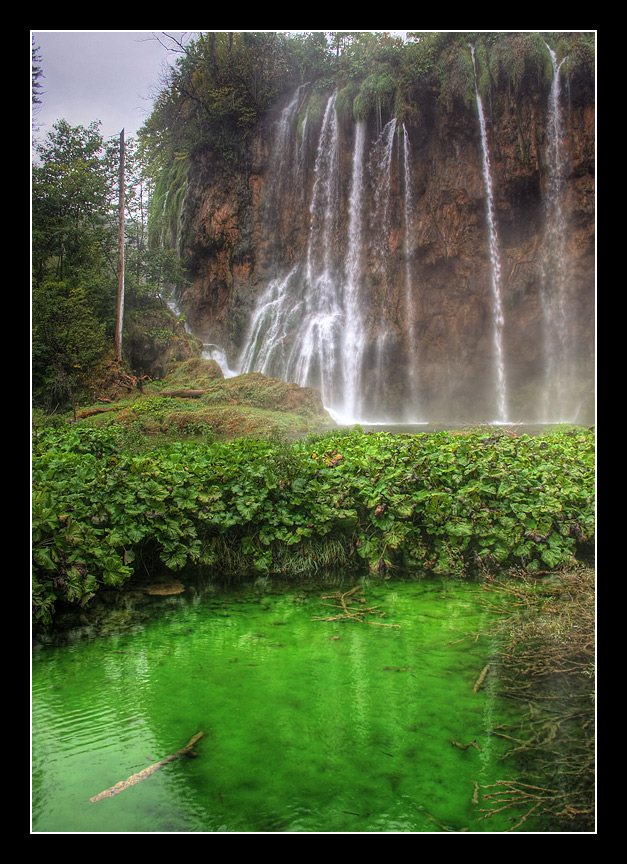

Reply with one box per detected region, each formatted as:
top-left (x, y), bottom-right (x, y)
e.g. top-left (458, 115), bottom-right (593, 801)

top-left (165, 290), bottom-right (238, 378)
top-left (402, 123), bottom-right (420, 419)
top-left (470, 45), bottom-right (508, 424)
top-left (541, 44), bottom-right (575, 422)
top-left (340, 119), bottom-right (367, 421)
top-left (370, 117), bottom-right (397, 264)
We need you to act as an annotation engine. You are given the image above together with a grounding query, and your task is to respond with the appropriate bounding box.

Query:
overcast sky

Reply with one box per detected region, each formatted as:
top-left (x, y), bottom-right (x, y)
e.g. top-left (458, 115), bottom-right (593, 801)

top-left (32, 30), bottom-right (193, 146)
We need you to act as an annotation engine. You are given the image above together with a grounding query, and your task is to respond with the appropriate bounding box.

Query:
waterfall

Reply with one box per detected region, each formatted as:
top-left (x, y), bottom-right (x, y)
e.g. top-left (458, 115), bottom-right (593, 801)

top-left (370, 118), bottom-right (397, 265)
top-left (239, 92), bottom-right (345, 411)
top-left (164, 283), bottom-right (239, 377)
top-left (170, 64), bottom-right (593, 426)
top-left (239, 93), bottom-right (426, 424)
top-left (470, 45), bottom-right (508, 423)
top-left (541, 44), bottom-right (574, 421)
top-left (287, 91), bottom-right (344, 408)
top-left (359, 118), bottom-right (398, 420)
top-left (402, 123), bottom-right (420, 419)
top-left (237, 266), bottom-right (300, 377)
top-left (202, 344), bottom-right (238, 378)
top-left (340, 119), bottom-right (367, 422)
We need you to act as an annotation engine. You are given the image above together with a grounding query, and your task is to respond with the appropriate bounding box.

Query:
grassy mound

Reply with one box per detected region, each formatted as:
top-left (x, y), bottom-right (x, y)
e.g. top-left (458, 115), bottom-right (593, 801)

top-left (65, 360), bottom-right (335, 442)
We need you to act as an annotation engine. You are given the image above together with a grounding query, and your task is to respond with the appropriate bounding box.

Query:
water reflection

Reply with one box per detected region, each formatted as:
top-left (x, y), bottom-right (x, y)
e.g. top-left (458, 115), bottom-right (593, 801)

top-left (32, 572), bottom-right (593, 833)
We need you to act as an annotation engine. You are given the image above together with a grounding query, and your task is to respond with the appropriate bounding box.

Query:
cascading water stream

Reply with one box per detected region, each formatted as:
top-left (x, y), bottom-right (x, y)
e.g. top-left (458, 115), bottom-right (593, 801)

top-left (239, 91), bottom-right (374, 420)
top-left (402, 123), bottom-right (420, 419)
top-left (164, 286), bottom-right (238, 377)
top-left (541, 43), bottom-right (574, 422)
top-left (288, 91), bottom-right (343, 407)
top-left (470, 45), bottom-right (508, 424)
top-left (365, 118), bottom-right (398, 417)
top-left (339, 120), bottom-right (367, 422)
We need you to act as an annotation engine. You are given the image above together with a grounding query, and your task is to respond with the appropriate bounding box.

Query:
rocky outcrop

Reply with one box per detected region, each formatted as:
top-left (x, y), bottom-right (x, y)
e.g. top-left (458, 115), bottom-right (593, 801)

top-left (123, 306), bottom-right (204, 380)
top-left (176, 59), bottom-right (595, 425)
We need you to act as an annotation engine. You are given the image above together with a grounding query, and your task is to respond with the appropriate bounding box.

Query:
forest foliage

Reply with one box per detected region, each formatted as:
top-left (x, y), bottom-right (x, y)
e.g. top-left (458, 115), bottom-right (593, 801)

top-left (32, 119), bottom-right (189, 411)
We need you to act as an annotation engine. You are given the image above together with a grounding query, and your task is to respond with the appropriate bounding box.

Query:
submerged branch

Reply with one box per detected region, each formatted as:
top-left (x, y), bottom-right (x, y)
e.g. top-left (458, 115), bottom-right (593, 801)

top-left (473, 663), bottom-right (491, 692)
top-left (312, 586), bottom-right (401, 627)
top-left (90, 732), bottom-right (205, 802)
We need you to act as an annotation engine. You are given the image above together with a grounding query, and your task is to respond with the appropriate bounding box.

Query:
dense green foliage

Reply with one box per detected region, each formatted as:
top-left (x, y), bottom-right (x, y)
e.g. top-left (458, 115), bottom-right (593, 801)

top-left (32, 121), bottom-right (117, 407)
top-left (32, 120), bottom-right (192, 410)
top-left (32, 426), bottom-right (595, 624)
top-left (138, 31), bottom-right (594, 179)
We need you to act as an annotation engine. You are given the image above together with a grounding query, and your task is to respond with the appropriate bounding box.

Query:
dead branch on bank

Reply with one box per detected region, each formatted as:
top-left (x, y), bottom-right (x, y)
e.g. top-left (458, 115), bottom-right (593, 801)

top-left (74, 404), bottom-right (123, 420)
top-left (90, 732), bottom-right (205, 802)
top-left (479, 775), bottom-right (595, 833)
top-left (312, 586), bottom-right (401, 627)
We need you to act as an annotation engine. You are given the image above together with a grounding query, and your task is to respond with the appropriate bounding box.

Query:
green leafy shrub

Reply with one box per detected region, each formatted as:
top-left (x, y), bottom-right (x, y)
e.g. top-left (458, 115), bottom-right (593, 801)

top-left (32, 426), bottom-right (595, 623)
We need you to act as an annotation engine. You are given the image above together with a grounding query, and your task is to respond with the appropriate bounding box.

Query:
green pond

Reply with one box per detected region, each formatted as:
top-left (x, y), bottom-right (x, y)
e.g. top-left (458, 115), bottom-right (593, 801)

top-left (31, 572), bottom-right (561, 833)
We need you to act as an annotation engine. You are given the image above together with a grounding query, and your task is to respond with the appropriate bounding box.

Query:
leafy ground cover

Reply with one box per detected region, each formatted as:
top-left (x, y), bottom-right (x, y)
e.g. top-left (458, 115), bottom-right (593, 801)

top-left (32, 422), bottom-right (595, 625)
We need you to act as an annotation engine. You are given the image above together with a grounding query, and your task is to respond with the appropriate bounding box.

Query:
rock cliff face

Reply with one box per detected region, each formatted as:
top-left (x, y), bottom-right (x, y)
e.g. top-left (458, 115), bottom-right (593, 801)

top-left (176, 62), bottom-right (594, 425)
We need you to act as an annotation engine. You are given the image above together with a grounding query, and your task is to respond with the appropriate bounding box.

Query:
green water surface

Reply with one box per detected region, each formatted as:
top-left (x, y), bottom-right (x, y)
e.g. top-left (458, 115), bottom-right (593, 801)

top-left (32, 573), bottom-right (530, 833)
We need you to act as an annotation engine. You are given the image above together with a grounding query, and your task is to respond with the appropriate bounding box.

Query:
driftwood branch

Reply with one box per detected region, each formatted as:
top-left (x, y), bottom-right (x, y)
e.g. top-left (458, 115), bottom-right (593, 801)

top-left (74, 405), bottom-right (123, 420)
top-left (90, 732), bottom-right (205, 802)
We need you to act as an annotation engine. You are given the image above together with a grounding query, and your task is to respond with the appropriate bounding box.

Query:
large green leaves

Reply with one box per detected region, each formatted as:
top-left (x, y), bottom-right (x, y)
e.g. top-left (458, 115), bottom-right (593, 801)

top-left (32, 425), bottom-right (595, 621)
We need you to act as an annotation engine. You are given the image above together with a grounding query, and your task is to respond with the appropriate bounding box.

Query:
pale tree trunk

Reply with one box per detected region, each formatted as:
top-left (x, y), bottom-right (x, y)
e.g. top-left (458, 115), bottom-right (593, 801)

top-left (115, 128), bottom-right (125, 361)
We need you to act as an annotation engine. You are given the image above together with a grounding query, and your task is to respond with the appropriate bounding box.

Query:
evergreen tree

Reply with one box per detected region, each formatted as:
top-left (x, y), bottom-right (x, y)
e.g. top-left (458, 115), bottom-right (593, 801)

top-left (32, 120), bottom-right (118, 409)
top-left (32, 36), bottom-right (45, 131)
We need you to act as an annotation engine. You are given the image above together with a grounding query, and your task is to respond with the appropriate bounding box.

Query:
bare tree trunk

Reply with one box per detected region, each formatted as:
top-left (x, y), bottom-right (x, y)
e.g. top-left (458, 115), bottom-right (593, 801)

top-left (115, 129), bottom-right (125, 361)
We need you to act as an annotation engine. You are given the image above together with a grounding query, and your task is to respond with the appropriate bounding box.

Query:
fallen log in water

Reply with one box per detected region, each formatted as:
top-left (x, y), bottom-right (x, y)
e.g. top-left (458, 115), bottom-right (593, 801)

top-left (90, 732), bottom-right (205, 802)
